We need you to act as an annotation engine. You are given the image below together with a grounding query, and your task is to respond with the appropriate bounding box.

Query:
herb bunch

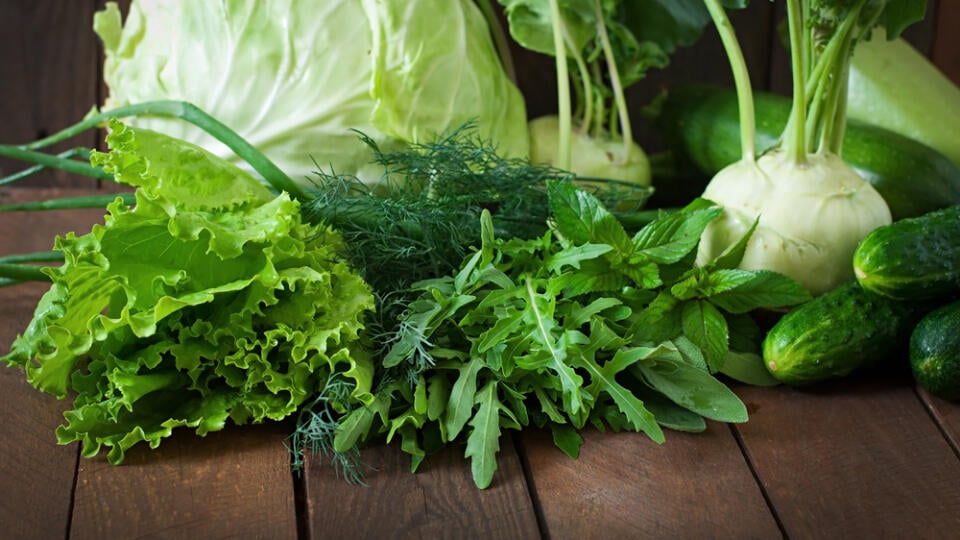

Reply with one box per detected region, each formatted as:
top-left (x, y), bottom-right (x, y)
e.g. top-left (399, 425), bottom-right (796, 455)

top-left (324, 181), bottom-right (810, 488)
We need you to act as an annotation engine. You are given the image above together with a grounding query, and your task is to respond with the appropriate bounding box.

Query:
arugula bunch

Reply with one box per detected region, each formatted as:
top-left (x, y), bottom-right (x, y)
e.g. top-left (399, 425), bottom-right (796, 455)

top-left (2, 121), bottom-right (375, 464)
top-left (329, 181), bottom-right (809, 488)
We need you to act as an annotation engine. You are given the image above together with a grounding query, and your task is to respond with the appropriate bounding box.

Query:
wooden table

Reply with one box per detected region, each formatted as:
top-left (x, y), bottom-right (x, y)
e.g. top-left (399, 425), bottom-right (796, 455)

top-left (1, 187), bottom-right (959, 539)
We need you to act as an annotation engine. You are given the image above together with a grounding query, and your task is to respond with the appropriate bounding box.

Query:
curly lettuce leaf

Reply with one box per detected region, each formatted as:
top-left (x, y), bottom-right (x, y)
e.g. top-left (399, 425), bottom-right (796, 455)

top-left (3, 123), bottom-right (375, 463)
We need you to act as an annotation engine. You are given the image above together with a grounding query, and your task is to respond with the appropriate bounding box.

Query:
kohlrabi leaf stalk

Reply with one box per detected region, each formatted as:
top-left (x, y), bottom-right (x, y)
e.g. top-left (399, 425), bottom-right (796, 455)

top-left (703, 0), bottom-right (757, 162)
top-left (548, 0), bottom-right (573, 171)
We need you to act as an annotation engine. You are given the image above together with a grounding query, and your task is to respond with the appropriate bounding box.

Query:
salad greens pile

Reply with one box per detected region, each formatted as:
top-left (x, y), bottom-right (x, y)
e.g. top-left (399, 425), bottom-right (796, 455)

top-left (327, 182), bottom-right (808, 488)
top-left (9, 0), bottom-right (941, 489)
top-left (2, 121), bottom-right (375, 464)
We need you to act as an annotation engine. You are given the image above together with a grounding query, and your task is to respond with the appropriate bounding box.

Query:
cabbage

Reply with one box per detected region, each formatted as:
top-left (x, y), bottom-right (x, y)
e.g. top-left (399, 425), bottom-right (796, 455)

top-left (94, 0), bottom-right (529, 184)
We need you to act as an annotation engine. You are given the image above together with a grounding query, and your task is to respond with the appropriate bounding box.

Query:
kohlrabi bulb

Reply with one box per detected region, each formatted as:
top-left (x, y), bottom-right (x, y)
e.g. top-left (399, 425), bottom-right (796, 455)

top-left (528, 115), bottom-right (651, 187)
top-left (698, 151), bottom-right (892, 295)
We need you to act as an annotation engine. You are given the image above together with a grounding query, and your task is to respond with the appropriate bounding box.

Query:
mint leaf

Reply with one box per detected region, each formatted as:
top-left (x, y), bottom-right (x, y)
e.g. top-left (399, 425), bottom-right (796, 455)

top-left (704, 269), bottom-right (812, 313)
top-left (632, 205), bottom-right (722, 263)
top-left (680, 300), bottom-right (729, 372)
top-left (548, 181), bottom-right (632, 254)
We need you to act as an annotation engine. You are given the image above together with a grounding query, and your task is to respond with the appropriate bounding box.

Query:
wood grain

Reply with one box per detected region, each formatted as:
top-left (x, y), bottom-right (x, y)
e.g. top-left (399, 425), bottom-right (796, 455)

top-left (520, 424), bottom-right (781, 539)
top-left (0, 282), bottom-right (78, 540)
top-left (932, 0), bottom-right (960, 85)
top-left (0, 188), bottom-right (110, 540)
top-left (920, 390), bottom-right (960, 457)
top-left (301, 436), bottom-right (541, 539)
top-left (735, 376), bottom-right (960, 539)
top-left (0, 1), bottom-right (103, 187)
top-left (70, 422), bottom-right (298, 540)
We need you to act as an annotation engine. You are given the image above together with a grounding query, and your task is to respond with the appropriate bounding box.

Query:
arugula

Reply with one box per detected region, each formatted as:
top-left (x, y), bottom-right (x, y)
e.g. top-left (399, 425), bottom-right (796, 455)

top-left (2, 121), bottom-right (375, 464)
top-left (335, 180), bottom-right (809, 488)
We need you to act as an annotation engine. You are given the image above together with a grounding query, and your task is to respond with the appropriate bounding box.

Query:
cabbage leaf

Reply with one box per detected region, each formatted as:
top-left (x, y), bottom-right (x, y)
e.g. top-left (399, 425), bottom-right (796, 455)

top-left (94, 0), bottom-right (529, 184)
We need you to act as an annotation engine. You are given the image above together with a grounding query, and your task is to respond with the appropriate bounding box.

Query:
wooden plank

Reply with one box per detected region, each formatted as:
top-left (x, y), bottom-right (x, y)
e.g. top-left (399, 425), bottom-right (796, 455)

top-left (0, 282), bottom-right (78, 540)
top-left (920, 390), bottom-right (960, 456)
top-left (0, 1), bottom-right (103, 187)
top-left (70, 422), bottom-right (299, 540)
top-left (932, 1), bottom-right (960, 85)
top-left (735, 375), bottom-right (960, 538)
top-left (302, 436), bottom-right (541, 539)
top-left (520, 424), bottom-right (781, 538)
top-left (0, 188), bottom-right (112, 540)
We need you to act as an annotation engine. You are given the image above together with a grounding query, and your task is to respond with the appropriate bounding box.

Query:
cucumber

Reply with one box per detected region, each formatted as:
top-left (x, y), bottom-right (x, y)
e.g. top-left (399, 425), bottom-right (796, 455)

top-left (853, 205), bottom-right (960, 300)
top-left (762, 282), bottom-right (927, 385)
top-left (910, 300), bottom-right (960, 401)
top-left (652, 84), bottom-right (960, 220)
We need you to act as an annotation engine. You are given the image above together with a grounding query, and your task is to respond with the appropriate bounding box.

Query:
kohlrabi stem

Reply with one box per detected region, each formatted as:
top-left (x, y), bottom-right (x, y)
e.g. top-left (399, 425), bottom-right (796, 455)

top-left (24, 101), bottom-right (308, 201)
top-left (593, 0), bottom-right (632, 162)
top-left (704, 0), bottom-right (756, 162)
top-left (782, 0), bottom-right (807, 164)
top-left (815, 1), bottom-right (866, 155)
top-left (548, 0), bottom-right (572, 171)
top-left (476, 0), bottom-right (517, 84)
top-left (0, 145), bottom-right (112, 181)
top-left (562, 24), bottom-right (594, 134)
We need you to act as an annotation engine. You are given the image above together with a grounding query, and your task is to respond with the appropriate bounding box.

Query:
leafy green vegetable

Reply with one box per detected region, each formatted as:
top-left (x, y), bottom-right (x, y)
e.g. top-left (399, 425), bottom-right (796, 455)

top-left (2, 121), bottom-right (375, 463)
top-left (329, 181), bottom-right (809, 488)
top-left (94, 0), bottom-right (528, 184)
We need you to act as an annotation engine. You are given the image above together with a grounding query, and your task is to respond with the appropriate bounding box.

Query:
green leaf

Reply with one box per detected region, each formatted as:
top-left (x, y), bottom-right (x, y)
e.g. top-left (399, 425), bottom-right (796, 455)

top-left (704, 270), bottom-right (812, 314)
top-left (572, 344), bottom-right (664, 443)
top-left (545, 243), bottom-right (613, 273)
top-left (631, 386), bottom-right (707, 432)
top-left (632, 205), bottom-right (722, 263)
top-left (719, 350), bottom-right (780, 387)
top-left (465, 380), bottom-right (504, 489)
top-left (635, 353), bottom-right (748, 423)
top-left (548, 181), bottom-right (633, 255)
top-left (551, 423), bottom-right (584, 458)
top-left (878, 0), bottom-right (927, 38)
top-left (445, 357), bottom-right (484, 439)
top-left (680, 300), bottom-right (729, 372)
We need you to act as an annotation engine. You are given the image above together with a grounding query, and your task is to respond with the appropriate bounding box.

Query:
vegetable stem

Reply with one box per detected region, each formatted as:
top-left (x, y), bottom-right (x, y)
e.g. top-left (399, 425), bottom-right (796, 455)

top-left (0, 192), bottom-right (136, 212)
top-left (783, 0), bottom-right (807, 164)
top-left (703, 0), bottom-right (756, 162)
top-left (23, 101), bottom-right (308, 201)
top-left (0, 145), bottom-right (112, 181)
top-left (0, 148), bottom-right (94, 186)
top-left (548, 0), bottom-right (572, 171)
top-left (593, 0), bottom-right (632, 162)
top-left (476, 0), bottom-right (517, 84)
top-left (0, 263), bottom-right (50, 283)
top-left (0, 251), bottom-right (62, 264)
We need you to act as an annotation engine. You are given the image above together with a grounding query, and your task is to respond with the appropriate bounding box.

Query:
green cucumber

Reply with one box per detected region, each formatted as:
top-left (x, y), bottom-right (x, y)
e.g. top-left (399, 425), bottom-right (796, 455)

top-left (762, 282), bottom-right (927, 385)
top-left (853, 205), bottom-right (960, 301)
top-left (910, 300), bottom-right (960, 401)
top-left (652, 84), bottom-right (960, 220)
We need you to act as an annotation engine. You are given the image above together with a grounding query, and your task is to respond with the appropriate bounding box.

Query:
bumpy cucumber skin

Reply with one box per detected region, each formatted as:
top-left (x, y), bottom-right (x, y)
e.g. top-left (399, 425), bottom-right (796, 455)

top-left (854, 205), bottom-right (960, 301)
top-left (910, 300), bottom-right (960, 401)
top-left (763, 282), bottom-right (923, 385)
top-left (653, 85), bottom-right (960, 220)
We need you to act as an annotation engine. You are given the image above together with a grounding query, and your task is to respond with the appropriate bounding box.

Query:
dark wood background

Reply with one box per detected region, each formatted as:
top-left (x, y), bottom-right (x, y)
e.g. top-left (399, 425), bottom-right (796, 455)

top-left (1, 1), bottom-right (957, 187)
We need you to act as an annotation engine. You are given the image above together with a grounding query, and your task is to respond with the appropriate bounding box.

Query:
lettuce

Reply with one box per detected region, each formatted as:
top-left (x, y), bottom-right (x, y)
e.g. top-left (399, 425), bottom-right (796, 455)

top-left (94, 0), bottom-right (529, 184)
top-left (2, 121), bottom-right (375, 463)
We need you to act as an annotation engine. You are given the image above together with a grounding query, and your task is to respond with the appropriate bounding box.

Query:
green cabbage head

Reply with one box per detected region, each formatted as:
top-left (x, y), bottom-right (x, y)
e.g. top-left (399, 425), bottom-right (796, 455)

top-left (94, 0), bottom-right (529, 184)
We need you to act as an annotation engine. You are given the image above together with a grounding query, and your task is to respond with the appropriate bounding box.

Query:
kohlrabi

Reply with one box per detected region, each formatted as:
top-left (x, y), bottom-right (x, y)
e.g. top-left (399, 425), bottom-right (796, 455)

top-left (497, 0), bottom-right (733, 196)
top-left (94, 0), bottom-right (528, 185)
top-left (697, 0), bottom-right (925, 295)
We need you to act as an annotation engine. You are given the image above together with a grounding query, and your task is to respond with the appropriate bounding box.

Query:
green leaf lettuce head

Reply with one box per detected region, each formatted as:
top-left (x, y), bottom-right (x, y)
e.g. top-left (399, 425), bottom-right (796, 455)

top-left (1, 120), bottom-right (375, 464)
top-left (94, 0), bottom-right (528, 184)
